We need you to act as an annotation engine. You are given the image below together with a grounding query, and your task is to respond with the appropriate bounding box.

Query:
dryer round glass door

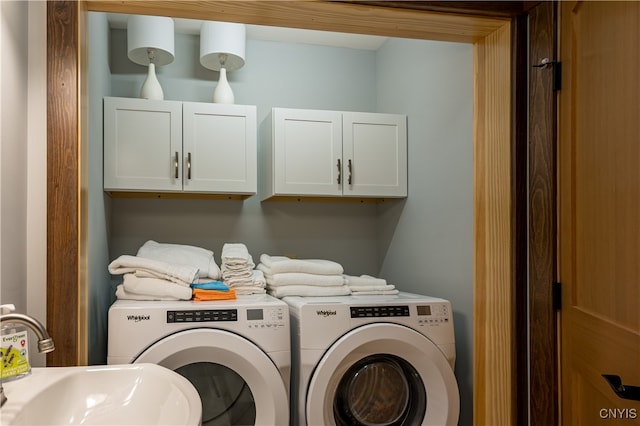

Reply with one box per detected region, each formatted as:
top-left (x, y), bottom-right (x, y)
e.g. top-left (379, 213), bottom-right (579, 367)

top-left (306, 323), bottom-right (459, 426)
top-left (134, 328), bottom-right (289, 426)
top-left (176, 362), bottom-right (255, 425)
top-left (333, 354), bottom-right (425, 425)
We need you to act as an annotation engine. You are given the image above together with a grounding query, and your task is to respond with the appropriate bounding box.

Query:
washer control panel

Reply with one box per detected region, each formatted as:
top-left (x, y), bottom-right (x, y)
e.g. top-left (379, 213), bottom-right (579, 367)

top-left (246, 307), bottom-right (287, 329)
top-left (166, 309), bottom-right (237, 323)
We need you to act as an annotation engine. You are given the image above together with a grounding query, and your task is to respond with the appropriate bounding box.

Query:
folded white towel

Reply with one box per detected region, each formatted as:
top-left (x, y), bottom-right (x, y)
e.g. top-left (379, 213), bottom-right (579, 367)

top-left (108, 255), bottom-right (197, 286)
top-left (233, 286), bottom-right (267, 295)
top-left (115, 284), bottom-right (182, 301)
top-left (350, 289), bottom-right (399, 296)
top-left (224, 276), bottom-right (255, 287)
top-left (122, 273), bottom-right (193, 300)
top-left (349, 284), bottom-right (397, 292)
top-left (222, 268), bottom-right (254, 279)
top-left (265, 272), bottom-right (346, 287)
top-left (221, 243), bottom-right (254, 265)
top-left (344, 274), bottom-right (388, 287)
top-left (137, 240), bottom-right (221, 279)
top-left (267, 284), bottom-right (351, 298)
top-left (259, 254), bottom-right (344, 275)
top-left (252, 270), bottom-right (266, 287)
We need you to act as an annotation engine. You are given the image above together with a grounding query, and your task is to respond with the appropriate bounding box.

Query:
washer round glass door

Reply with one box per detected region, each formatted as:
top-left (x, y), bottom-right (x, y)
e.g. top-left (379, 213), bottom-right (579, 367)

top-left (134, 328), bottom-right (288, 426)
top-left (306, 323), bottom-right (459, 426)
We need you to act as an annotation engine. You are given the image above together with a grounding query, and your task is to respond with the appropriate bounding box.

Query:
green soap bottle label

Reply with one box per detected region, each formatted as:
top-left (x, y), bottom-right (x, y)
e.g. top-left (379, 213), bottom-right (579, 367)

top-left (1, 330), bottom-right (30, 379)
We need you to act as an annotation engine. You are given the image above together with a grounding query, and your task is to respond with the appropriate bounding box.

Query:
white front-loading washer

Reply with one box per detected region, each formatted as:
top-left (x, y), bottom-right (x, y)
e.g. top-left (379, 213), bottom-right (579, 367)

top-left (108, 294), bottom-right (290, 426)
top-left (284, 292), bottom-right (459, 426)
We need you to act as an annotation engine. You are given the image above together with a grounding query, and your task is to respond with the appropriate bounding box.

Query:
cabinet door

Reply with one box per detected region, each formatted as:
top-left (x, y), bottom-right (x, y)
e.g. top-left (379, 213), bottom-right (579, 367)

top-left (272, 108), bottom-right (343, 196)
top-left (342, 112), bottom-right (407, 197)
top-left (183, 103), bottom-right (257, 194)
top-left (104, 97), bottom-right (182, 192)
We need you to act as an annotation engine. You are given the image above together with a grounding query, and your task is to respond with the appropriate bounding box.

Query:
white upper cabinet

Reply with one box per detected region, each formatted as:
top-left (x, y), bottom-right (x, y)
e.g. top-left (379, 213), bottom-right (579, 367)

top-left (261, 107), bottom-right (407, 200)
top-left (342, 111), bottom-right (407, 198)
top-left (269, 108), bottom-right (344, 197)
top-left (104, 97), bottom-right (256, 195)
top-left (182, 102), bottom-right (257, 194)
top-left (104, 97), bottom-right (183, 192)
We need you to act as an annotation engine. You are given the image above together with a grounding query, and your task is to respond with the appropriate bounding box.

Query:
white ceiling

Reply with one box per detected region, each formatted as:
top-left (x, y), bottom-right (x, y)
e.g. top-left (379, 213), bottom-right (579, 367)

top-left (107, 13), bottom-right (388, 51)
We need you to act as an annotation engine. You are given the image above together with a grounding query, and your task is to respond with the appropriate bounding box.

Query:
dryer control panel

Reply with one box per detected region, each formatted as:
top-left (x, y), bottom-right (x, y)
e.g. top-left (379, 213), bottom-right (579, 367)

top-left (350, 305), bottom-right (410, 318)
top-left (416, 303), bottom-right (450, 325)
top-left (167, 309), bottom-right (237, 322)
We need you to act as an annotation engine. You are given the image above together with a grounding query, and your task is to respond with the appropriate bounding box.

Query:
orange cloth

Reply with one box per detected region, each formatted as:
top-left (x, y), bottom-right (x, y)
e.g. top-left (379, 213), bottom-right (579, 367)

top-left (192, 288), bottom-right (237, 301)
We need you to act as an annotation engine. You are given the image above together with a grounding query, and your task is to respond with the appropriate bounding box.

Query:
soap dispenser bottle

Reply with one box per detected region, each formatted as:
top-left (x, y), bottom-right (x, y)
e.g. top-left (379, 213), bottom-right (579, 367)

top-left (0, 304), bottom-right (31, 381)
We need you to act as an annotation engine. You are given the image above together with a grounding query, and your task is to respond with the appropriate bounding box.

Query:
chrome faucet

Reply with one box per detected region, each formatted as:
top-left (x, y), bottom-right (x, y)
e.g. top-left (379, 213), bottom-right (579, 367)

top-left (0, 312), bottom-right (55, 407)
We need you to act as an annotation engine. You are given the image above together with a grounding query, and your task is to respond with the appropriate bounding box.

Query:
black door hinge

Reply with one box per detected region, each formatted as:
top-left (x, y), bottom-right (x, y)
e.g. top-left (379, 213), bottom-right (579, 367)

top-left (553, 61), bottom-right (562, 91)
top-left (533, 58), bottom-right (561, 91)
top-left (552, 282), bottom-right (562, 311)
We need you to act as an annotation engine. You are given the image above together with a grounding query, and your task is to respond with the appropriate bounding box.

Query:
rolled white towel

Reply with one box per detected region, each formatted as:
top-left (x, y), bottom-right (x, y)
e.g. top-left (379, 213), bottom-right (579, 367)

top-left (137, 240), bottom-right (221, 280)
top-left (343, 274), bottom-right (388, 287)
top-left (109, 255), bottom-right (197, 286)
top-left (259, 254), bottom-right (344, 275)
top-left (122, 273), bottom-right (193, 300)
top-left (267, 284), bottom-right (351, 298)
top-left (265, 272), bottom-right (346, 287)
top-left (115, 284), bottom-right (183, 301)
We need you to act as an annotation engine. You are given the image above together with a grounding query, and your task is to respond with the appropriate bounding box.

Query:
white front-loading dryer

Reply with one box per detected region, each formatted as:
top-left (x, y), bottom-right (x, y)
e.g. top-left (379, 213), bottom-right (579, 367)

top-left (108, 294), bottom-right (290, 426)
top-left (284, 292), bottom-right (459, 426)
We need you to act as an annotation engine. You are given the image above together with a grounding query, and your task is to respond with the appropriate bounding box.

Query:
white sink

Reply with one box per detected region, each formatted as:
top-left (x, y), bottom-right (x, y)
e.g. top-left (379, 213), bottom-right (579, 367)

top-left (0, 363), bottom-right (201, 425)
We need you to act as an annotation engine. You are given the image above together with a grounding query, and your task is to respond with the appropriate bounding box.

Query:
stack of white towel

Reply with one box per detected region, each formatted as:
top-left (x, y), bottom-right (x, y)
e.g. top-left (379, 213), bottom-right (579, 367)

top-left (110, 240), bottom-right (221, 301)
top-left (257, 254), bottom-right (351, 298)
top-left (220, 243), bottom-right (266, 295)
top-left (343, 274), bottom-right (399, 295)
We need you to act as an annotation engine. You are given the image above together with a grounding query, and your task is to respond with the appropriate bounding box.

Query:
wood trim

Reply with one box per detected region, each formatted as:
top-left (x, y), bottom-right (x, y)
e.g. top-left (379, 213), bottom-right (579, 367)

top-left (512, 11), bottom-right (530, 426)
top-left (473, 21), bottom-right (514, 425)
top-left (347, 1), bottom-right (527, 18)
top-left (85, 0), bottom-right (509, 43)
top-left (47, 1), bottom-right (519, 421)
top-left (78, 0), bottom-right (89, 366)
top-left (472, 33), bottom-right (489, 425)
top-left (46, 0), bottom-right (81, 366)
top-left (528, 2), bottom-right (558, 425)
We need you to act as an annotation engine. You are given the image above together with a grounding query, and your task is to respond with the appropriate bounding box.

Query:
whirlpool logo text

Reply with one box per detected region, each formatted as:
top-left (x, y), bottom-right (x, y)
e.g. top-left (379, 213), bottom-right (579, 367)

top-left (126, 315), bottom-right (150, 322)
top-left (316, 310), bottom-right (337, 317)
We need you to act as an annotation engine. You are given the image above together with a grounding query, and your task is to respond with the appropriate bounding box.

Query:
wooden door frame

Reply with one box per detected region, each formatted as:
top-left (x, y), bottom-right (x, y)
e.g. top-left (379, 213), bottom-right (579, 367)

top-left (46, 1), bottom-right (526, 424)
top-left (527, 2), bottom-right (559, 425)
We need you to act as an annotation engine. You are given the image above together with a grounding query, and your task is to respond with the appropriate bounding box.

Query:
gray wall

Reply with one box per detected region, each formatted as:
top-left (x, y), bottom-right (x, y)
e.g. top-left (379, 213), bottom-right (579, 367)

top-left (1, 1), bottom-right (48, 367)
top-left (376, 38), bottom-right (474, 426)
top-left (89, 14), bottom-right (474, 424)
top-left (1, 0), bottom-right (29, 315)
top-left (87, 12), bottom-right (113, 365)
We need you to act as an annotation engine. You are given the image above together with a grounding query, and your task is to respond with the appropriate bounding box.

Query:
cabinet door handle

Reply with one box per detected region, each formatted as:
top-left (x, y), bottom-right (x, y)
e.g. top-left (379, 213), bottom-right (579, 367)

top-left (348, 159), bottom-right (353, 185)
top-left (337, 159), bottom-right (342, 185)
top-left (187, 152), bottom-right (192, 180)
top-left (603, 375), bottom-right (640, 401)
top-left (174, 151), bottom-right (179, 179)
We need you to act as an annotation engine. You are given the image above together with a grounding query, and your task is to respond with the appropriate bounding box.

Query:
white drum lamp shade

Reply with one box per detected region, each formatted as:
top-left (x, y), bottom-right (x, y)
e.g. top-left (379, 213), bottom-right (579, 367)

top-left (127, 15), bottom-right (175, 100)
top-left (200, 21), bottom-right (246, 104)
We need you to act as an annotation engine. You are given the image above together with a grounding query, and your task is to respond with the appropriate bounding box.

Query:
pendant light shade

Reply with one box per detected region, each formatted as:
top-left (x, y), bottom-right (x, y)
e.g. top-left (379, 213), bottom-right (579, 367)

top-left (200, 21), bottom-right (246, 104)
top-left (127, 15), bottom-right (175, 100)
